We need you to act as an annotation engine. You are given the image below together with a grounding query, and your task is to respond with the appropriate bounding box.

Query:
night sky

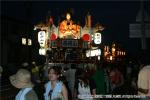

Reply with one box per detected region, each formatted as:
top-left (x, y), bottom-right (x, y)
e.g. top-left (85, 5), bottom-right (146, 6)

top-left (1, 1), bottom-right (150, 53)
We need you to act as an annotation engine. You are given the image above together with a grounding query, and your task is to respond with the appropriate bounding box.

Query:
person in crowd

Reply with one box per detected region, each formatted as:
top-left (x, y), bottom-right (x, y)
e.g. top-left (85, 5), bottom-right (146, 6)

top-left (73, 69), bottom-right (96, 100)
top-left (92, 62), bottom-right (107, 95)
top-left (137, 65), bottom-right (150, 99)
top-left (43, 63), bottom-right (50, 82)
top-left (109, 67), bottom-right (124, 93)
top-left (44, 66), bottom-right (68, 100)
top-left (126, 63), bottom-right (132, 82)
top-left (60, 67), bottom-right (72, 100)
top-left (110, 64), bottom-right (136, 95)
top-left (63, 64), bottom-right (76, 98)
top-left (31, 61), bottom-right (41, 84)
top-left (9, 69), bottom-right (38, 100)
top-left (103, 65), bottom-right (111, 94)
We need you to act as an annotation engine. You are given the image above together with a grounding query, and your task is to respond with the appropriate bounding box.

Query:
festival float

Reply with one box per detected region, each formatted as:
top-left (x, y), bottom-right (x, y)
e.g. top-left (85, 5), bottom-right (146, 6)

top-left (34, 11), bottom-right (123, 65)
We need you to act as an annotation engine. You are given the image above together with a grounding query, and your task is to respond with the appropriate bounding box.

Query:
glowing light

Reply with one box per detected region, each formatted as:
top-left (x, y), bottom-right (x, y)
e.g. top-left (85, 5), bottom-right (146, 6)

top-left (117, 51), bottom-right (119, 55)
top-left (104, 52), bottom-right (108, 57)
top-left (22, 38), bottom-right (26, 45)
top-left (94, 32), bottom-right (101, 44)
top-left (66, 13), bottom-right (71, 20)
top-left (34, 27), bottom-right (37, 30)
top-left (38, 31), bottom-right (46, 47)
top-left (98, 56), bottom-right (101, 60)
top-left (107, 46), bottom-right (109, 52)
top-left (91, 35), bottom-right (94, 40)
top-left (28, 39), bottom-right (32, 46)
top-left (110, 56), bottom-right (113, 61)
top-left (112, 48), bottom-right (115, 52)
top-left (39, 48), bottom-right (46, 55)
top-left (86, 49), bottom-right (101, 57)
top-left (122, 52), bottom-right (124, 55)
top-left (59, 17), bottom-right (80, 39)
top-left (112, 48), bottom-right (116, 56)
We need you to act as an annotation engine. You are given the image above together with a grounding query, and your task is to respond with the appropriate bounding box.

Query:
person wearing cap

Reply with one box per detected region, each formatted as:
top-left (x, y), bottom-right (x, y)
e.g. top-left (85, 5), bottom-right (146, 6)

top-left (9, 69), bottom-right (38, 100)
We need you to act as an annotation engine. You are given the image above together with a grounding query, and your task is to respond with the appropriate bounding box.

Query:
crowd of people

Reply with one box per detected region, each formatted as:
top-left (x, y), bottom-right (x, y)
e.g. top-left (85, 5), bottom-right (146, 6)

top-left (1, 58), bottom-right (150, 100)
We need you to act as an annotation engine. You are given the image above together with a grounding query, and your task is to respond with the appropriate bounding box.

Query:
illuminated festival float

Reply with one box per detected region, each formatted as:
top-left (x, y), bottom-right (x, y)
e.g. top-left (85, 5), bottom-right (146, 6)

top-left (34, 12), bottom-right (125, 64)
top-left (34, 12), bottom-right (103, 64)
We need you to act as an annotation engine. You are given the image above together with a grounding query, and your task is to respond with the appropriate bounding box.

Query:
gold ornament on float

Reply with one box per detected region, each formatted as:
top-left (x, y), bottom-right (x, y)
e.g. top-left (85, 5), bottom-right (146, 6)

top-left (59, 13), bottom-right (80, 39)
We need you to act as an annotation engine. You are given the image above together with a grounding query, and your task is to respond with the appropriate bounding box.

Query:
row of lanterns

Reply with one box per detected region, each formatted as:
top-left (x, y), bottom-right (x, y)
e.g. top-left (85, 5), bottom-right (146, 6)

top-left (104, 43), bottom-right (126, 62)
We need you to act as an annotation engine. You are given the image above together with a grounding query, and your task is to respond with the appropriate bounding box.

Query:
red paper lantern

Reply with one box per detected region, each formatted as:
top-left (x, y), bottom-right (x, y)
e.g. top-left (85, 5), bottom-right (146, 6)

top-left (50, 33), bottom-right (57, 40)
top-left (82, 34), bottom-right (90, 41)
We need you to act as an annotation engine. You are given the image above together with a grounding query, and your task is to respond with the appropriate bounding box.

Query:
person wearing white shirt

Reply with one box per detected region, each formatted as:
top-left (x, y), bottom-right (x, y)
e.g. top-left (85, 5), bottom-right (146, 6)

top-left (138, 65), bottom-right (150, 99)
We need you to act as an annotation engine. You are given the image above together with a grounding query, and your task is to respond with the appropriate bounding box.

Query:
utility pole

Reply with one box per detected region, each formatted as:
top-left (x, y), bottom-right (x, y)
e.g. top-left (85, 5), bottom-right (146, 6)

top-left (140, 0), bottom-right (147, 50)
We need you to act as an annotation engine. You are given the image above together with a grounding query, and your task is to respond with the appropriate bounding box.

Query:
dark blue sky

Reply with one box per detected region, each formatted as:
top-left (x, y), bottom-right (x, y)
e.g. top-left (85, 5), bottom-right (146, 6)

top-left (2, 1), bottom-right (146, 24)
top-left (1, 1), bottom-right (150, 53)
